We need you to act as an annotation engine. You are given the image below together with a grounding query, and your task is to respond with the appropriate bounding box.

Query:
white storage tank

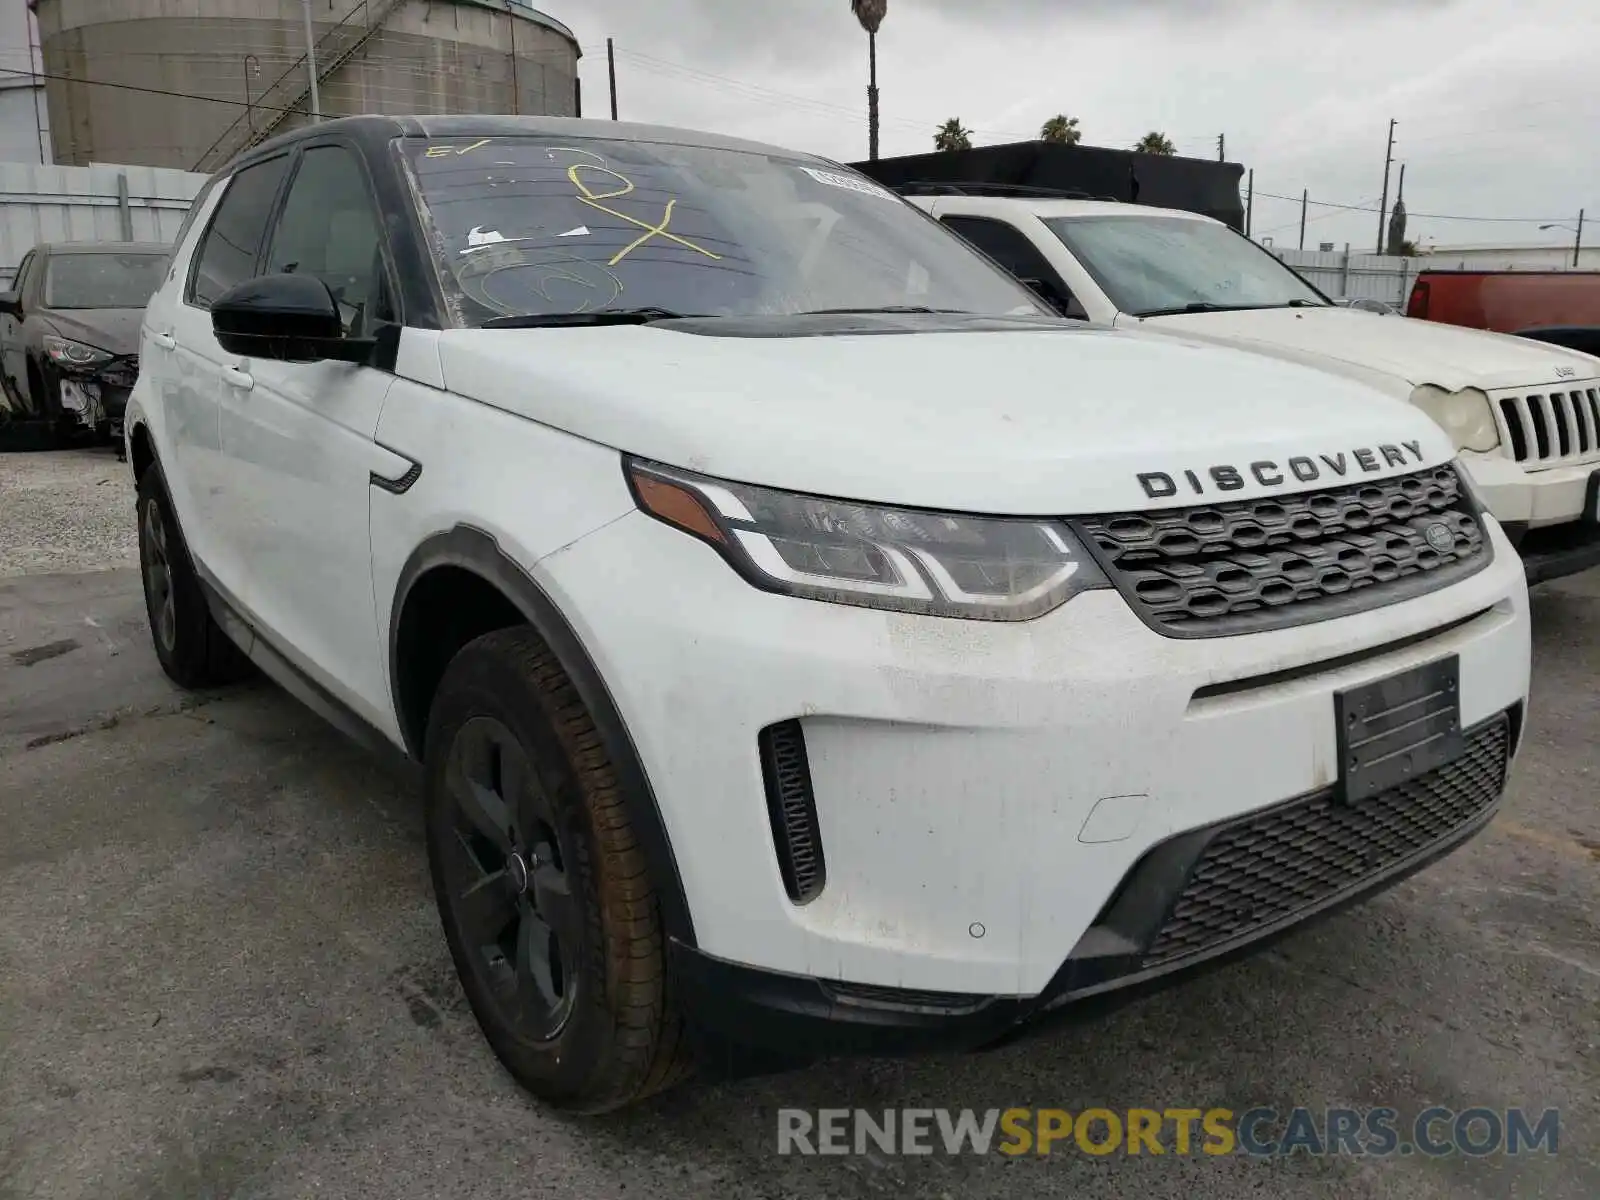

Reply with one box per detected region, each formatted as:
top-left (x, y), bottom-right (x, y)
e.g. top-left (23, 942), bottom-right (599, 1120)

top-left (35, 0), bottom-right (581, 171)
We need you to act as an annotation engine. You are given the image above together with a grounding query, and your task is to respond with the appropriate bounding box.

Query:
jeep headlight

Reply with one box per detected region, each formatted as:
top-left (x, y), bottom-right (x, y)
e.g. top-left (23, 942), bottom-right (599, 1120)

top-left (42, 334), bottom-right (114, 370)
top-left (1410, 385), bottom-right (1499, 453)
top-left (626, 458), bottom-right (1109, 621)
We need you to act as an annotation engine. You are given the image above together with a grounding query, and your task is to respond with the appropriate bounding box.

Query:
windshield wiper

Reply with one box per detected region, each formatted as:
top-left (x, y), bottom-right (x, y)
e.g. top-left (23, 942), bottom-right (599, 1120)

top-left (796, 305), bottom-right (975, 315)
top-left (481, 307), bottom-right (703, 328)
top-left (1135, 299), bottom-right (1327, 317)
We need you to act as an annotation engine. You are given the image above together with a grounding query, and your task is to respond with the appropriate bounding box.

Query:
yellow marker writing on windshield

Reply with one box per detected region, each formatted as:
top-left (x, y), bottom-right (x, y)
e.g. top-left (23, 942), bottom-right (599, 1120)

top-left (567, 164), bottom-right (721, 266)
top-left (425, 138), bottom-right (492, 158)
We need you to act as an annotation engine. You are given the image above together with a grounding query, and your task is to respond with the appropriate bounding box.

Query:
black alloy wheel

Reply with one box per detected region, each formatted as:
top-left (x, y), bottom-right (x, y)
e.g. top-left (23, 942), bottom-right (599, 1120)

top-left (438, 713), bottom-right (582, 1042)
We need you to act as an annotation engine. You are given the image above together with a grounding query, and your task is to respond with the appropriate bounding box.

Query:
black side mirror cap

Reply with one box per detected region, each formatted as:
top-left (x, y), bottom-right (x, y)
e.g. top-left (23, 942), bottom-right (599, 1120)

top-left (211, 273), bottom-right (374, 364)
top-left (0, 291), bottom-right (21, 319)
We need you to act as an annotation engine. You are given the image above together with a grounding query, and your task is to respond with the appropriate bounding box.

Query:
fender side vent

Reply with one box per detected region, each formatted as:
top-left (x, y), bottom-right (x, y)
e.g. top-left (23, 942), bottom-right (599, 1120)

top-left (759, 720), bottom-right (825, 904)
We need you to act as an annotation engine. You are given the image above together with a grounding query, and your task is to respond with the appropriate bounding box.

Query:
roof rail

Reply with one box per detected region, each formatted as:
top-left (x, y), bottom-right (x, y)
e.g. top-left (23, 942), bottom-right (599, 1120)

top-left (889, 181), bottom-right (1122, 202)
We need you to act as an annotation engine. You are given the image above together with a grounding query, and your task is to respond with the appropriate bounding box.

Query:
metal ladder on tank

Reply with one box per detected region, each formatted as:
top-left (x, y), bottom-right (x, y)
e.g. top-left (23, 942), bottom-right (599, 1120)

top-left (191, 0), bottom-right (406, 174)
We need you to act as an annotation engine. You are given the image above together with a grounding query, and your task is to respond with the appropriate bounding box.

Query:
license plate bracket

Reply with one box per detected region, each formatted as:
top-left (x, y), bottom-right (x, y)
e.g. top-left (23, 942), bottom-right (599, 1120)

top-left (1335, 656), bottom-right (1463, 804)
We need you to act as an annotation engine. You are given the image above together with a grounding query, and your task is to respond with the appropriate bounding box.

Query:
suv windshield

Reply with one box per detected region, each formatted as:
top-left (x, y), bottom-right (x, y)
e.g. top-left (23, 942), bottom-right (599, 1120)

top-left (1043, 215), bottom-right (1328, 317)
top-left (402, 135), bottom-right (1052, 325)
top-left (44, 252), bottom-right (169, 310)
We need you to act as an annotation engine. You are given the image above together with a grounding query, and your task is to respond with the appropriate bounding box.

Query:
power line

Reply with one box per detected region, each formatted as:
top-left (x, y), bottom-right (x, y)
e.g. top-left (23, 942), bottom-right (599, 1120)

top-left (0, 64), bottom-right (304, 116)
top-left (1253, 188), bottom-right (1570, 225)
top-left (607, 44), bottom-right (1214, 151)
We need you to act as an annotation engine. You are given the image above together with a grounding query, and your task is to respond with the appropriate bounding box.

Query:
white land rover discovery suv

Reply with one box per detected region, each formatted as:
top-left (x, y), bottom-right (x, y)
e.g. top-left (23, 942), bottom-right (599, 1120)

top-left (903, 189), bottom-right (1600, 585)
top-left (127, 116), bottom-right (1531, 1113)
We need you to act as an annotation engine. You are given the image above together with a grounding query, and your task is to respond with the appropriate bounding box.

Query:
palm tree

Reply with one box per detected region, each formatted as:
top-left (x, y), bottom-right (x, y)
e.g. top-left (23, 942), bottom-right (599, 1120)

top-left (1134, 131), bottom-right (1176, 155)
top-left (934, 119), bottom-right (972, 152)
top-left (1040, 115), bottom-right (1081, 145)
top-left (851, 1), bottom-right (888, 160)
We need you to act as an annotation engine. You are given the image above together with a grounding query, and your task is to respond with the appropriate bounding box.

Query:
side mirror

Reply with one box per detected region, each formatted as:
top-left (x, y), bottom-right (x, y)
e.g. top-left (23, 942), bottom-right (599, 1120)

top-left (0, 291), bottom-right (21, 320)
top-left (211, 273), bottom-right (373, 364)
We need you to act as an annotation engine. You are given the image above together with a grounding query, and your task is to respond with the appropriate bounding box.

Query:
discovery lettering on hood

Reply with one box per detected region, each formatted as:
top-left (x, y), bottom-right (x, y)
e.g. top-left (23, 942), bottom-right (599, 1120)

top-left (1136, 440), bottom-right (1428, 500)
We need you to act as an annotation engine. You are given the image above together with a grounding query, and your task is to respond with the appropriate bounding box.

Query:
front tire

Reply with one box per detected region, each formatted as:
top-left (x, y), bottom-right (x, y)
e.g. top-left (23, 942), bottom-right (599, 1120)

top-left (136, 466), bottom-right (255, 689)
top-left (424, 627), bottom-right (691, 1113)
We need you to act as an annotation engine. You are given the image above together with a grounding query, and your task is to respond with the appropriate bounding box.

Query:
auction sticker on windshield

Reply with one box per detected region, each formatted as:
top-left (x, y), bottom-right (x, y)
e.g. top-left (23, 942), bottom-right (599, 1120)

top-left (800, 167), bottom-right (898, 201)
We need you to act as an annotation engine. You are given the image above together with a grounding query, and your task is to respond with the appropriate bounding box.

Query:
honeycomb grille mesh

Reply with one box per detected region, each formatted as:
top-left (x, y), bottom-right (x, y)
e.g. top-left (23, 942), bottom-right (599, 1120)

top-left (1143, 715), bottom-right (1509, 968)
top-left (1073, 466), bottom-right (1487, 637)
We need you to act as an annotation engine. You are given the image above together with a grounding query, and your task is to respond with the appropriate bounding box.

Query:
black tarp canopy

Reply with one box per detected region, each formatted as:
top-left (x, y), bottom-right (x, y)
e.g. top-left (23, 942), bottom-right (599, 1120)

top-left (850, 141), bottom-right (1247, 231)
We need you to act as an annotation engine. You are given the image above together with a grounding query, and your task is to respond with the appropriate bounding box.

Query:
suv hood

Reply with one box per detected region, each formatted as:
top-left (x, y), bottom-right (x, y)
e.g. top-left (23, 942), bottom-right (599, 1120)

top-left (433, 323), bottom-right (1454, 515)
top-left (1140, 304), bottom-right (1600, 393)
top-left (40, 308), bottom-right (144, 357)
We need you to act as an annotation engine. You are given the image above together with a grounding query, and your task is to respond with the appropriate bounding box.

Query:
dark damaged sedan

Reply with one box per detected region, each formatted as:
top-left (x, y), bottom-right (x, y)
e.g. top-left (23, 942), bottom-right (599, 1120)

top-left (0, 241), bottom-right (170, 447)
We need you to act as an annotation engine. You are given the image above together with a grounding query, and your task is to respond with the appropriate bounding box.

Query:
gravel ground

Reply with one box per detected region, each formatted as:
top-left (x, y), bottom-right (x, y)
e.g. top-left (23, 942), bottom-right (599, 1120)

top-left (1, 449), bottom-right (1597, 1200)
top-left (0, 448), bottom-right (136, 578)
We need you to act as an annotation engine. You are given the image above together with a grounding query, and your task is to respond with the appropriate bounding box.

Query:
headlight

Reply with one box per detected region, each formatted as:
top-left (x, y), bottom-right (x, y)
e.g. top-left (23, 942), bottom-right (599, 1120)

top-left (42, 334), bottom-right (113, 369)
top-left (626, 458), bottom-right (1109, 621)
top-left (1410, 385), bottom-right (1499, 453)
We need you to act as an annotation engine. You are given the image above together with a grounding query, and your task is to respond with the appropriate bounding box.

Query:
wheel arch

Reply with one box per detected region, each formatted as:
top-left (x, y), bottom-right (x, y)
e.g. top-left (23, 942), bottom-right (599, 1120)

top-left (390, 526), bottom-right (697, 948)
top-left (129, 418), bottom-right (157, 484)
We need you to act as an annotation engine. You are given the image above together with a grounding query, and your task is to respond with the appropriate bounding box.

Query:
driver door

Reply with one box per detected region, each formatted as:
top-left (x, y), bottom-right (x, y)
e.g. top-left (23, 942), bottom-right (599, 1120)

top-left (213, 140), bottom-right (400, 729)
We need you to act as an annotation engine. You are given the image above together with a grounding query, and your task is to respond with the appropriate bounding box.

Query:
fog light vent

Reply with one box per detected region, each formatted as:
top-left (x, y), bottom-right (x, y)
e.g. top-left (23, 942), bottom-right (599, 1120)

top-left (758, 719), bottom-right (825, 904)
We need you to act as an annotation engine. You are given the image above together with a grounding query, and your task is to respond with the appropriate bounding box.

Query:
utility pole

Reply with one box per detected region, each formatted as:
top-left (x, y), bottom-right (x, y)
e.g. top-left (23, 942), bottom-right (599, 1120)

top-left (1574, 208), bottom-right (1585, 268)
top-left (507, 4), bottom-right (520, 115)
top-left (1375, 118), bottom-right (1396, 253)
top-left (302, 0), bottom-right (321, 122)
top-left (867, 30), bottom-right (880, 160)
top-left (1246, 169), bottom-right (1254, 237)
top-left (1299, 188), bottom-right (1308, 250)
top-left (26, 0), bottom-right (46, 163)
top-left (1217, 133), bottom-right (1224, 162)
top-left (607, 38), bottom-right (619, 119)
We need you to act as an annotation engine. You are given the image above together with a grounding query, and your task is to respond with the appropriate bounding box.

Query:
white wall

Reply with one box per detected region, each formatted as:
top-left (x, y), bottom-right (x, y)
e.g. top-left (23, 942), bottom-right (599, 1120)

top-left (1269, 246), bottom-right (1423, 307)
top-left (0, 162), bottom-right (208, 287)
top-left (1421, 245), bottom-right (1600, 271)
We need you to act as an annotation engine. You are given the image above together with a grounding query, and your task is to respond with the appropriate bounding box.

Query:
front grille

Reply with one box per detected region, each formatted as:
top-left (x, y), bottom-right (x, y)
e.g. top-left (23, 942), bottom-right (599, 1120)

top-left (1143, 714), bottom-right (1509, 968)
top-left (98, 356), bottom-right (139, 389)
top-left (1494, 383), bottom-right (1600, 466)
top-left (1073, 465), bottom-right (1489, 637)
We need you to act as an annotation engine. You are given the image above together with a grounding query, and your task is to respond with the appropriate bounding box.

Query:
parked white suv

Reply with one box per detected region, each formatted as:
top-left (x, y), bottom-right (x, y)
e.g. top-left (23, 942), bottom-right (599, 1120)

top-left (127, 117), bottom-right (1531, 1113)
top-left (907, 190), bottom-right (1600, 584)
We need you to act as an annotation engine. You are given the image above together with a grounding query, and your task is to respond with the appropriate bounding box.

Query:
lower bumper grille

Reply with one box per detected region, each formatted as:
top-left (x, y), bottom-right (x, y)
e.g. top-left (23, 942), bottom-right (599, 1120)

top-left (1142, 714), bottom-right (1510, 968)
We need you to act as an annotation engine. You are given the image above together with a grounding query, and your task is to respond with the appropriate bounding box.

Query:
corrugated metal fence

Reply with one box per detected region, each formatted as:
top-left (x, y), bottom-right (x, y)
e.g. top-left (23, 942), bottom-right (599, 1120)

top-left (0, 162), bottom-right (208, 288)
top-left (1267, 246), bottom-right (1422, 308)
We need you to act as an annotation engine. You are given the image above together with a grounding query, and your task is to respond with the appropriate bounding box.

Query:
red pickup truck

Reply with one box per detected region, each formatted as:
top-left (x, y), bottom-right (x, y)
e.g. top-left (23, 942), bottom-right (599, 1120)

top-left (1406, 269), bottom-right (1600, 356)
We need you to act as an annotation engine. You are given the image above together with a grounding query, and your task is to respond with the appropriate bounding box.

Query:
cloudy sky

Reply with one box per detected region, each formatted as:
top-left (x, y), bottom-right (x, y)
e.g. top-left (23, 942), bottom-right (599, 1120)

top-left (557, 0), bottom-right (1597, 253)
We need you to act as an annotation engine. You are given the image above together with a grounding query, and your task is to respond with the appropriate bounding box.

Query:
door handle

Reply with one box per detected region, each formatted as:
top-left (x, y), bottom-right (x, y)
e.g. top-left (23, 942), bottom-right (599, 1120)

top-left (222, 365), bottom-right (254, 391)
top-left (152, 332), bottom-right (176, 351)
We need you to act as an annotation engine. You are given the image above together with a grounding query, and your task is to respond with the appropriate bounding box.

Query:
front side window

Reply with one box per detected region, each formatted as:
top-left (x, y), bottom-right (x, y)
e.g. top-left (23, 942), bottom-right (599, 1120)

top-left (940, 215), bottom-right (1082, 316)
top-left (264, 146), bottom-right (388, 335)
top-left (44, 253), bottom-right (169, 310)
top-left (189, 154), bottom-right (291, 309)
top-left (1043, 215), bottom-right (1328, 317)
top-left (400, 136), bottom-right (1051, 325)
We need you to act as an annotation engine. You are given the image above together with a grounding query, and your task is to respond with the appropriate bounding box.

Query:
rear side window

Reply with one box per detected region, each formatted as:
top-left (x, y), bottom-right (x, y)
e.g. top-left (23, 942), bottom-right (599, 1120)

top-left (188, 155), bottom-right (291, 309)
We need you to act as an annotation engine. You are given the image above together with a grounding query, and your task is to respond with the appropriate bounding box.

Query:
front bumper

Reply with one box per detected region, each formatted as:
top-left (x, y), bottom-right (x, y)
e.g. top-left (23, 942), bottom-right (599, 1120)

top-left (1458, 452), bottom-right (1600, 583)
top-left (675, 717), bottom-right (1514, 1059)
top-left (541, 508), bottom-right (1531, 1048)
top-left (51, 357), bottom-right (136, 436)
